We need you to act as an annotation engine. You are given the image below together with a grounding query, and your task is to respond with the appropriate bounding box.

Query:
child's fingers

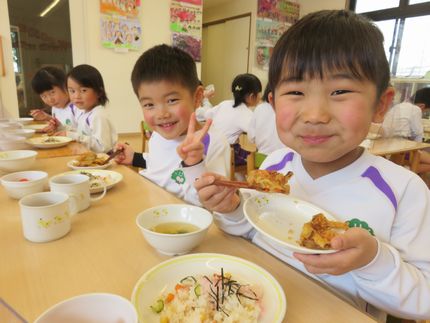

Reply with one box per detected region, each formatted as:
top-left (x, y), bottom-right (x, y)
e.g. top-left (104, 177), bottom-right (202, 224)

top-left (196, 118), bottom-right (212, 141)
top-left (186, 112), bottom-right (197, 137)
top-left (181, 141), bottom-right (203, 153)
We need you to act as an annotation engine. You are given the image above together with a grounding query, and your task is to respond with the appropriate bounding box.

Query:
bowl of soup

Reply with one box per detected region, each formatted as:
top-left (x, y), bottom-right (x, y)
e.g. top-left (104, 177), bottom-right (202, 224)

top-left (136, 204), bottom-right (213, 256)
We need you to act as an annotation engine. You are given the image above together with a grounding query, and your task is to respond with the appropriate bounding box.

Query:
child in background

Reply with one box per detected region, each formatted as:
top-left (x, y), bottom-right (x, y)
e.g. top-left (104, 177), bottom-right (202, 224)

top-left (30, 66), bottom-right (79, 133)
top-left (205, 73), bottom-right (262, 166)
top-left (58, 64), bottom-right (117, 153)
top-left (114, 44), bottom-right (230, 206)
top-left (247, 85), bottom-right (284, 155)
top-left (195, 83), bottom-right (215, 122)
top-left (195, 10), bottom-right (430, 321)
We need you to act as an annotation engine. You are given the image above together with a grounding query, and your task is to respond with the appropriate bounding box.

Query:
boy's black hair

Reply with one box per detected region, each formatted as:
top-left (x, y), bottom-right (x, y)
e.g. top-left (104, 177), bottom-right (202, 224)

top-left (269, 10), bottom-right (390, 99)
top-left (231, 73), bottom-right (262, 107)
top-left (413, 87), bottom-right (430, 108)
top-left (67, 64), bottom-right (109, 106)
top-left (31, 66), bottom-right (66, 94)
top-left (131, 44), bottom-right (199, 96)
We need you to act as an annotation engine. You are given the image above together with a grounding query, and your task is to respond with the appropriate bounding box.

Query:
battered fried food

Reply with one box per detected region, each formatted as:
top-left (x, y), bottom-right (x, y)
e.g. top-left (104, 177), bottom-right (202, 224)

top-left (73, 151), bottom-right (108, 167)
top-left (246, 169), bottom-right (293, 194)
top-left (299, 213), bottom-right (349, 250)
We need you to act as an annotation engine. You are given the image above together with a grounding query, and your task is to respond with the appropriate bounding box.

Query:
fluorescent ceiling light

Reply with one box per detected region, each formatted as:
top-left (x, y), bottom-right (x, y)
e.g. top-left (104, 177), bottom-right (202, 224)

top-left (39, 0), bottom-right (61, 18)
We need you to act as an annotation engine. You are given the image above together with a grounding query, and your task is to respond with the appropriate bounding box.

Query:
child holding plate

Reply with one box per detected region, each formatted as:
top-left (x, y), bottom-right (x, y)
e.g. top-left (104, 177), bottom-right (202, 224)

top-left (194, 10), bottom-right (430, 322)
top-left (114, 44), bottom-right (230, 206)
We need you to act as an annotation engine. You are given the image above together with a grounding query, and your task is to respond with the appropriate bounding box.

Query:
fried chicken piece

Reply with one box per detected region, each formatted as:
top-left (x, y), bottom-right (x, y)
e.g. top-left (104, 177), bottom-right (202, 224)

top-left (246, 170), bottom-right (293, 194)
top-left (299, 213), bottom-right (349, 250)
top-left (74, 151), bottom-right (107, 166)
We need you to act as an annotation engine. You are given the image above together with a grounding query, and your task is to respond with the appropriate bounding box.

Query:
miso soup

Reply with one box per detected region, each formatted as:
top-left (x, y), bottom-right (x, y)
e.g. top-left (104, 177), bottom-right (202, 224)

top-left (151, 222), bottom-right (200, 234)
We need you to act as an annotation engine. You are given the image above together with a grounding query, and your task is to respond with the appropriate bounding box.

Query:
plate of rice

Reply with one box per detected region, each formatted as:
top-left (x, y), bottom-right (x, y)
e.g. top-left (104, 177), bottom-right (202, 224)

top-left (131, 253), bottom-right (286, 323)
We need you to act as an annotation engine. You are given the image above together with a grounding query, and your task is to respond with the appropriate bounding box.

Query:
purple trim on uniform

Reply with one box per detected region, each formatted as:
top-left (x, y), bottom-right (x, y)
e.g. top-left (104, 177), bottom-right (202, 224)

top-left (69, 103), bottom-right (75, 116)
top-left (264, 152), bottom-right (294, 171)
top-left (202, 133), bottom-right (210, 155)
top-left (361, 166), bottom-right (397, 210)
top-left (85, 110), bottom-right (94, 126)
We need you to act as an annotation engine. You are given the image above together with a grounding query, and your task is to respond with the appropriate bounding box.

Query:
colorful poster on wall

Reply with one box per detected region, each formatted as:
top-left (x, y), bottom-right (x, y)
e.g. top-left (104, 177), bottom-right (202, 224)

top-left (100, 0), bottom-right (141, 18)
top-left (170, 0), bottom-right (202, 61)
top-left (100, 14), bottom-right (142, 50)
top-left (257, 0), bottom-right (299, 24)
top-left (256, 0), bottom-right (299, 68)
top-left (256, 19), bottom-right (289, 47)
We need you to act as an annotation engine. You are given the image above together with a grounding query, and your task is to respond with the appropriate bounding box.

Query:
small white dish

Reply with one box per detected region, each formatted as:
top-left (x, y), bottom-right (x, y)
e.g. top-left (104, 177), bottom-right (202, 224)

top-left (1, 170), bottom-right (48, 199)
top-left (0, 135), bottom-right (31, 151)
top-left (0, 150), bottom-right (38, 173)
top-left (366, 132), bottom-right (382, 140)
top-left (13, 117), bottom-right (33, 125)
top-left (243, 194), bottom-right (340, 254)
top-left (131, 253), bottom-right (286, 323)
top-left (5, 128), bottom-right (36, 138)
top-left (136, 204), bottom-right (213, 256)
top-left (27, 136), bottom-right (72, 149)
top-left (57, 169), bottom-right (123, 193)
top-left (24, 123), bottom-right (48, 131)
top-left (34, 293), bottom-right (138, 323)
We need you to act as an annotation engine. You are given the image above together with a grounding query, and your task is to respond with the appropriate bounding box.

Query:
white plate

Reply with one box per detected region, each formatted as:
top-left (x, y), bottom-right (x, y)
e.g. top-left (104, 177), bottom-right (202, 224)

top-left (366, 132), bottom-right (382, 140)
top-left (59, 169), bottom-right (123, 193)
top-left (27, 136), bottom-right (72, 149)
top-left (244, 194), bottom-right (340, 254)
top-left (67, 154), bottom-right (113, 170)
top-left (24, 123), bottom-right (48, 131)
top-left (13, 117), bottom-right (33, 125)
top-left (131, 253), bottom-right (286, 323)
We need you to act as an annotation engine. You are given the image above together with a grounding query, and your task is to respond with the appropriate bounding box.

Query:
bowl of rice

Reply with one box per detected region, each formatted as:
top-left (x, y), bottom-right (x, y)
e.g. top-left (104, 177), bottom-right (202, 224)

top-left (131, 253), bottom-right (286, 323)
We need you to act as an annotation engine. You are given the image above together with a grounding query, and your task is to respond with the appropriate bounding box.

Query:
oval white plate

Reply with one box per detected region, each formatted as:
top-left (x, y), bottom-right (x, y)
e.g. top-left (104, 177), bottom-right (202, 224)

top-left (24, 123), bottom-right (48, 131)
top-left (244, 194), bottom-right (340, 254)
top-left (131, 253), bottom-right (286, 323)
top-left (58, 169), bottom-right (123, 193)
top-left (67, 154), bottom-right (113, 170)
top-left (27, 136), bottom-right (72, 149)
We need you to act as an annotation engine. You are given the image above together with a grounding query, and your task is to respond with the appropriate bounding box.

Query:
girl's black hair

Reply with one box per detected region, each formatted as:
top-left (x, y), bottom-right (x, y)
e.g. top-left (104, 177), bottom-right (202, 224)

top-left (413, 87), bottom-right (430, 108)
top-left (31, 66), bottom-right (66, 94)
top-left (231, 73), bottom-right (262, 107)
top-left (67, 64), bottom-right (109, 106)
top-left (269, 10), bottom-right (390, 99)
top-left (262, 84), bottom-right (271, 103)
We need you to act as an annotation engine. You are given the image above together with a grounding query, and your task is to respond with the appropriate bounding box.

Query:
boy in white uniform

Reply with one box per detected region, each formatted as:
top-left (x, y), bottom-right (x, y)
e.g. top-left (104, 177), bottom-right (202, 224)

top-left (114, 45), bottom-right (230, 206)
top-left (30, 66), bottom-right (80, 132)
top-left (195, 10), bottom-right (430, 322)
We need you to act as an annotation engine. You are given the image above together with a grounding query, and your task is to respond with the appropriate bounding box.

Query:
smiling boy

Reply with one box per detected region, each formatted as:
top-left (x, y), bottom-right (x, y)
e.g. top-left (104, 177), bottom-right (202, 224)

top-left (115, 44), bottom-right (230, 206)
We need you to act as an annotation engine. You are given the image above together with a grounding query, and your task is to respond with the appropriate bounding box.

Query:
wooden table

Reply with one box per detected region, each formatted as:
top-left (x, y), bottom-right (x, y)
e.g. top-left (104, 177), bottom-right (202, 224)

top-left (33, 141), bottom-right (89, 159)
top-left (368, 137), bottom-right (430, 173)
top-left (0, 157), bottom-right (376, 323)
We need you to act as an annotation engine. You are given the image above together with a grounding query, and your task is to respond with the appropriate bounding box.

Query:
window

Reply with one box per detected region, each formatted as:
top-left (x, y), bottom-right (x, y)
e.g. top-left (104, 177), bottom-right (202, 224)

top-left (350, 1), bottom-right (430, 78)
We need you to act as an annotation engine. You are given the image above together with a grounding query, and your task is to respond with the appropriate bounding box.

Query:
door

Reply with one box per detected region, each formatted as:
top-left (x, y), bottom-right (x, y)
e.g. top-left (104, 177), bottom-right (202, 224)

top-left (201, 15), bottom-right (250, 105)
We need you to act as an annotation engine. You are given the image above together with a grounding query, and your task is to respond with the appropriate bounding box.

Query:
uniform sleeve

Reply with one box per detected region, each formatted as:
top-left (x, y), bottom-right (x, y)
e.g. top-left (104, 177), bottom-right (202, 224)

top-left (247, 112), bottom-right (257, 144)
top-left (351, 175), bottom-right (430, 319)
top-left (410, 108), bottom-right (423, 142)
top-left (88, 113), bottom-right (116, 153)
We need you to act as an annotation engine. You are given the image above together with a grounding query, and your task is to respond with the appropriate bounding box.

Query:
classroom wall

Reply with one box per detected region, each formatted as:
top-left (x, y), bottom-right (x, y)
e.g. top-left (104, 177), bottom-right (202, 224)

top-left (70, 0), bottom-right (190, 134)
top-left (202, 0), bottom-right (347, 87)
top-left (0, 0), bottom-right (20, 119)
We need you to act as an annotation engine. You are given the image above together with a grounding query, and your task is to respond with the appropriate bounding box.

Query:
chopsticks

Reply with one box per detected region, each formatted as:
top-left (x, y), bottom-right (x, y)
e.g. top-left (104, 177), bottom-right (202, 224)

top-left (213, 179), bottom-right (251, 189)
top-left (102, 148), bottom-right (123, 165)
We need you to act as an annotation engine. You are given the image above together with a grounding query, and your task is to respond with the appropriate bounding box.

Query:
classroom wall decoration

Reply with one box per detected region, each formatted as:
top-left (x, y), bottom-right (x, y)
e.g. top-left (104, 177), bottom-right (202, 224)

top-left (170, 0), bottom-right (202, 62)
top-left (100, 0), bottom-right (142, 52)
top-left (256, 0), bottom-right (300, 69)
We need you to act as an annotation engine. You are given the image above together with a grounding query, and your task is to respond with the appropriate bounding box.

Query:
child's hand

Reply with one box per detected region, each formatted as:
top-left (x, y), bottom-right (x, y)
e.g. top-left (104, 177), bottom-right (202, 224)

top-left (30, 109), bottom-right (52, 121)
top-left (194, 173), bottom-right (241, 213)
top-left (293, 228), bottom-right (378, 275)
top-left (177, 113), bottom-right (212, 166)
top-left (114, 142), bottom-right (134, 165)
top-left (42, 118), bottom-right (60, 135)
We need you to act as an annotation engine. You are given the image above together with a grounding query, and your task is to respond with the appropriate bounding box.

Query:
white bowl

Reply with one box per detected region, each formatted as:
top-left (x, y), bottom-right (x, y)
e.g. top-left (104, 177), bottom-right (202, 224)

top-left (0, 135), bottom-right (31, 150)
top-left (13, 117), bottom-right (34, 125)
top-left (0, 150), bottom-right (37, 172)
top-left (1, 171), bottom-right (48, 199)
top-left (34, 293), bottom-right (138, 323)
top-left (136, 204), bottom-right (213, 256)
top-left (0, 121), bottom-right (22, 131)
top-left (4, 128), bottom-right (36, 138)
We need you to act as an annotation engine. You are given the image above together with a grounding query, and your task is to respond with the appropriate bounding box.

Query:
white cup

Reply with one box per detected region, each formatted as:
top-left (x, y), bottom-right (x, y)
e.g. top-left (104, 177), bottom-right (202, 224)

top-left (49, 174), bottom-right (106, 212)
top-left (19, 192), bottom-right (79, 243)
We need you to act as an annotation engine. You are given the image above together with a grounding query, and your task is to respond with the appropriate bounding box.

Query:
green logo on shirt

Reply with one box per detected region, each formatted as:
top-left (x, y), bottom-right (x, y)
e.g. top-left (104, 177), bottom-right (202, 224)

top-left (65, 119), bottom-right (71, 125)
top-left (171, 169), bottom-right (185, 185)
top-left (347, 218), bottom-right (375, 236)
